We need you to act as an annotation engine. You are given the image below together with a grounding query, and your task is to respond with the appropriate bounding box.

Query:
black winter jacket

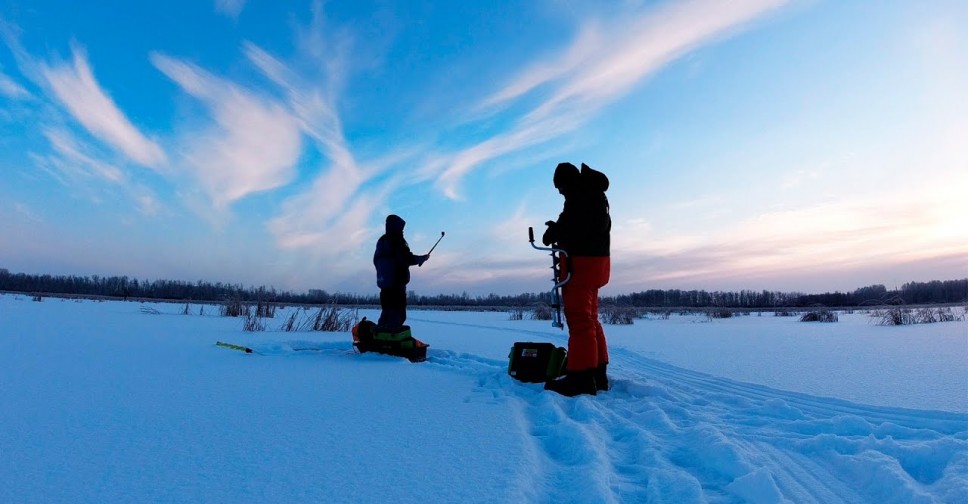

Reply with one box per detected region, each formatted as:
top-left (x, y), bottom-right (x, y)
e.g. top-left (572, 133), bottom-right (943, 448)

top-left (550, 164), bottom-right (611, 257)
top-left (373, 215), bottom-right (420, 289)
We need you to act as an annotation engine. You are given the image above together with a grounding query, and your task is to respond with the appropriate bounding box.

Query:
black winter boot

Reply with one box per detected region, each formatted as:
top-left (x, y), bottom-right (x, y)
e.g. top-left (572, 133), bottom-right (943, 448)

top-left (544, 369), bottom-right (597, 397)
top-left (595, 363), bottom-right (609, 391)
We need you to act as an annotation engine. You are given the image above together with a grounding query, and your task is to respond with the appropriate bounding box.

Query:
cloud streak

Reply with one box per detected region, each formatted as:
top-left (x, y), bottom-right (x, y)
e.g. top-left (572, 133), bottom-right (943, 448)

top-left (214, 0), bottom-right (246, 18)
top-left (437, 0), bottom-right (789, 198)
top-left (151, 53), bottom-right (303, 209)
top-left (435, 114), bottom-right (581, 199)
top-left (0, 70), bottom-right (29, 99)
top-left (42, 47), bottom-right (166, 168)
top-left (34, 128), bottom-right (163, 216)
top-left (523, 0), bottom-right (788, 121)
top-left (42, 128), bottom-right (125, 183)
top-left (241, 5), bottom-right (391, 270)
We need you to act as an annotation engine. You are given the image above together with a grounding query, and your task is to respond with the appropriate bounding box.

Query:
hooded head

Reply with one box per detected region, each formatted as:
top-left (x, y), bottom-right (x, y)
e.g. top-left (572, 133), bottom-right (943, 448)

top-left (553, 162), bottom-right (580, 192)
top-left (580, 163), bottom-right (609, 192)
top-left (385, 214), bottom-right (406, 235)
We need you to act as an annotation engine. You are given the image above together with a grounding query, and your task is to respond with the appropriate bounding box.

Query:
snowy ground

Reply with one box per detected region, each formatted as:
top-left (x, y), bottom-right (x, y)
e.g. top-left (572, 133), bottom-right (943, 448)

top-left (1, 294), bottom-right (965, 503)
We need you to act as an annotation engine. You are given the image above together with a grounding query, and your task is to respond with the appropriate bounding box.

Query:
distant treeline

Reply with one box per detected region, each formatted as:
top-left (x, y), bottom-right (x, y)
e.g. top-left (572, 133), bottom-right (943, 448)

top-left (0, 268), bottom-right (964, 308)
top-left (607, 281), bottom-right (967, 308)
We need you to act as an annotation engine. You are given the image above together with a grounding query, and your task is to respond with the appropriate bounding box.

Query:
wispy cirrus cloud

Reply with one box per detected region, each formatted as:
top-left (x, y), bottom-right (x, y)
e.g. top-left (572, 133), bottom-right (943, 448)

top-left (41, 46), bottom-right (167, 168)
top-left (42, 127), bottom-right (125, 183)
top-left (35, 128), bottom-right (163, 215)
top-left (0, 69), bottom-right (29, 99)
top-left (515, 0), bottom-right (789, 122)
top-left (151, 53), bottom-right (303, 209)
top-left (1, 22), bottom-right (164, 215)
top-left (435, 112), bottom-right (584, 200)
top-left (243, 4), bottom-right (391, 265)
top-left (479, 25), bottom-right (604, 110)
top-left (437, 0), bottom-right (790, 198)
top-left (214, 0), bottom-right (246, 18)
top-left (243, 42), bottom-right (353, 177)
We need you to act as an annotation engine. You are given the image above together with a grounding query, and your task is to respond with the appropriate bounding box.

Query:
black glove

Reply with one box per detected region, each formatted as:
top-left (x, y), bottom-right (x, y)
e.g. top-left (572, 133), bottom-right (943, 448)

top-left (542, 221), bottom-right (557, 246)
top-left (417, 254), bottom-right (429, 266)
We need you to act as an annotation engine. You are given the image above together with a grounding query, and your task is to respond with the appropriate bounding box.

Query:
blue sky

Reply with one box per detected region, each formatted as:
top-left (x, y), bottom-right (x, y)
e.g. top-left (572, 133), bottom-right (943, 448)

top-left (1, 0), bottom-right (965, 296)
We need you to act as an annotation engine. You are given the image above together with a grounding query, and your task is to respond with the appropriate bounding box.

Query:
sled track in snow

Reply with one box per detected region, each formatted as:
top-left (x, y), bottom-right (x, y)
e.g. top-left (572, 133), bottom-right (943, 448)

top-left (417, 318), bottom-right (968, 503)
top-left (608, 346), bottom-right (967, 432)
top-left (247, 340), bottom-right (357, 357)
top-left (248, 324), bottom-right (967, 503)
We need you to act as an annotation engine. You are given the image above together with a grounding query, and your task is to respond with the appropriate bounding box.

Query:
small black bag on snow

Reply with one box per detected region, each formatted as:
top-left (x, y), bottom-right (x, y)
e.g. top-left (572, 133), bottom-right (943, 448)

top-left (507, 342), bottom-right (566, 383)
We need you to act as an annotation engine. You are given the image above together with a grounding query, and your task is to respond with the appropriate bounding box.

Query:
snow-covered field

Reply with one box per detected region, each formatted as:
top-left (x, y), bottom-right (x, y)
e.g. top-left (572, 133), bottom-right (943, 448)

top-left (1, 294), bottom-right (965, 503)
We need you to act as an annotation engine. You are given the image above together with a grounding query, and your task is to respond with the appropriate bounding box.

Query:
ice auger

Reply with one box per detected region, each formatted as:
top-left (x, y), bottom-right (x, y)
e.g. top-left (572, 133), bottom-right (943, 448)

top-left (528, 226), bottom-right (571, 329)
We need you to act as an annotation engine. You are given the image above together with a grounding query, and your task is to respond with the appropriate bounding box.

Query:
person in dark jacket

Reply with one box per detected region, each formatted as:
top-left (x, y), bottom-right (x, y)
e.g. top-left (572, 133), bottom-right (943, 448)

top-left (373, 214), bottom-right (429, 331)
top-left (541, 162), bottom-right (611, 396)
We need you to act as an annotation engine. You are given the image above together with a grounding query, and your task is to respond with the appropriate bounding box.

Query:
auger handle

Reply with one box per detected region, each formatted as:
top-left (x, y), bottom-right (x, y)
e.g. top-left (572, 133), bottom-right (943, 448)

top-left (527, 227), bottom-right (571, 288)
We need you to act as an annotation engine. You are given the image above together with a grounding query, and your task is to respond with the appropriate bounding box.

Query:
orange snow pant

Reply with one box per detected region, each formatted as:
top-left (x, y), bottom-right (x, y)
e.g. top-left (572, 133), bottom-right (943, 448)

top-left (560, 255), bottom-right (610, 372)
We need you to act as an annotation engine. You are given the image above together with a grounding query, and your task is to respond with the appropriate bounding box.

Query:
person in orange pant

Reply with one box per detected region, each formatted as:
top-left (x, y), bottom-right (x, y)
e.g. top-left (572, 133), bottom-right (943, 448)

top-left (542, 162), bottom-right (611, 397)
